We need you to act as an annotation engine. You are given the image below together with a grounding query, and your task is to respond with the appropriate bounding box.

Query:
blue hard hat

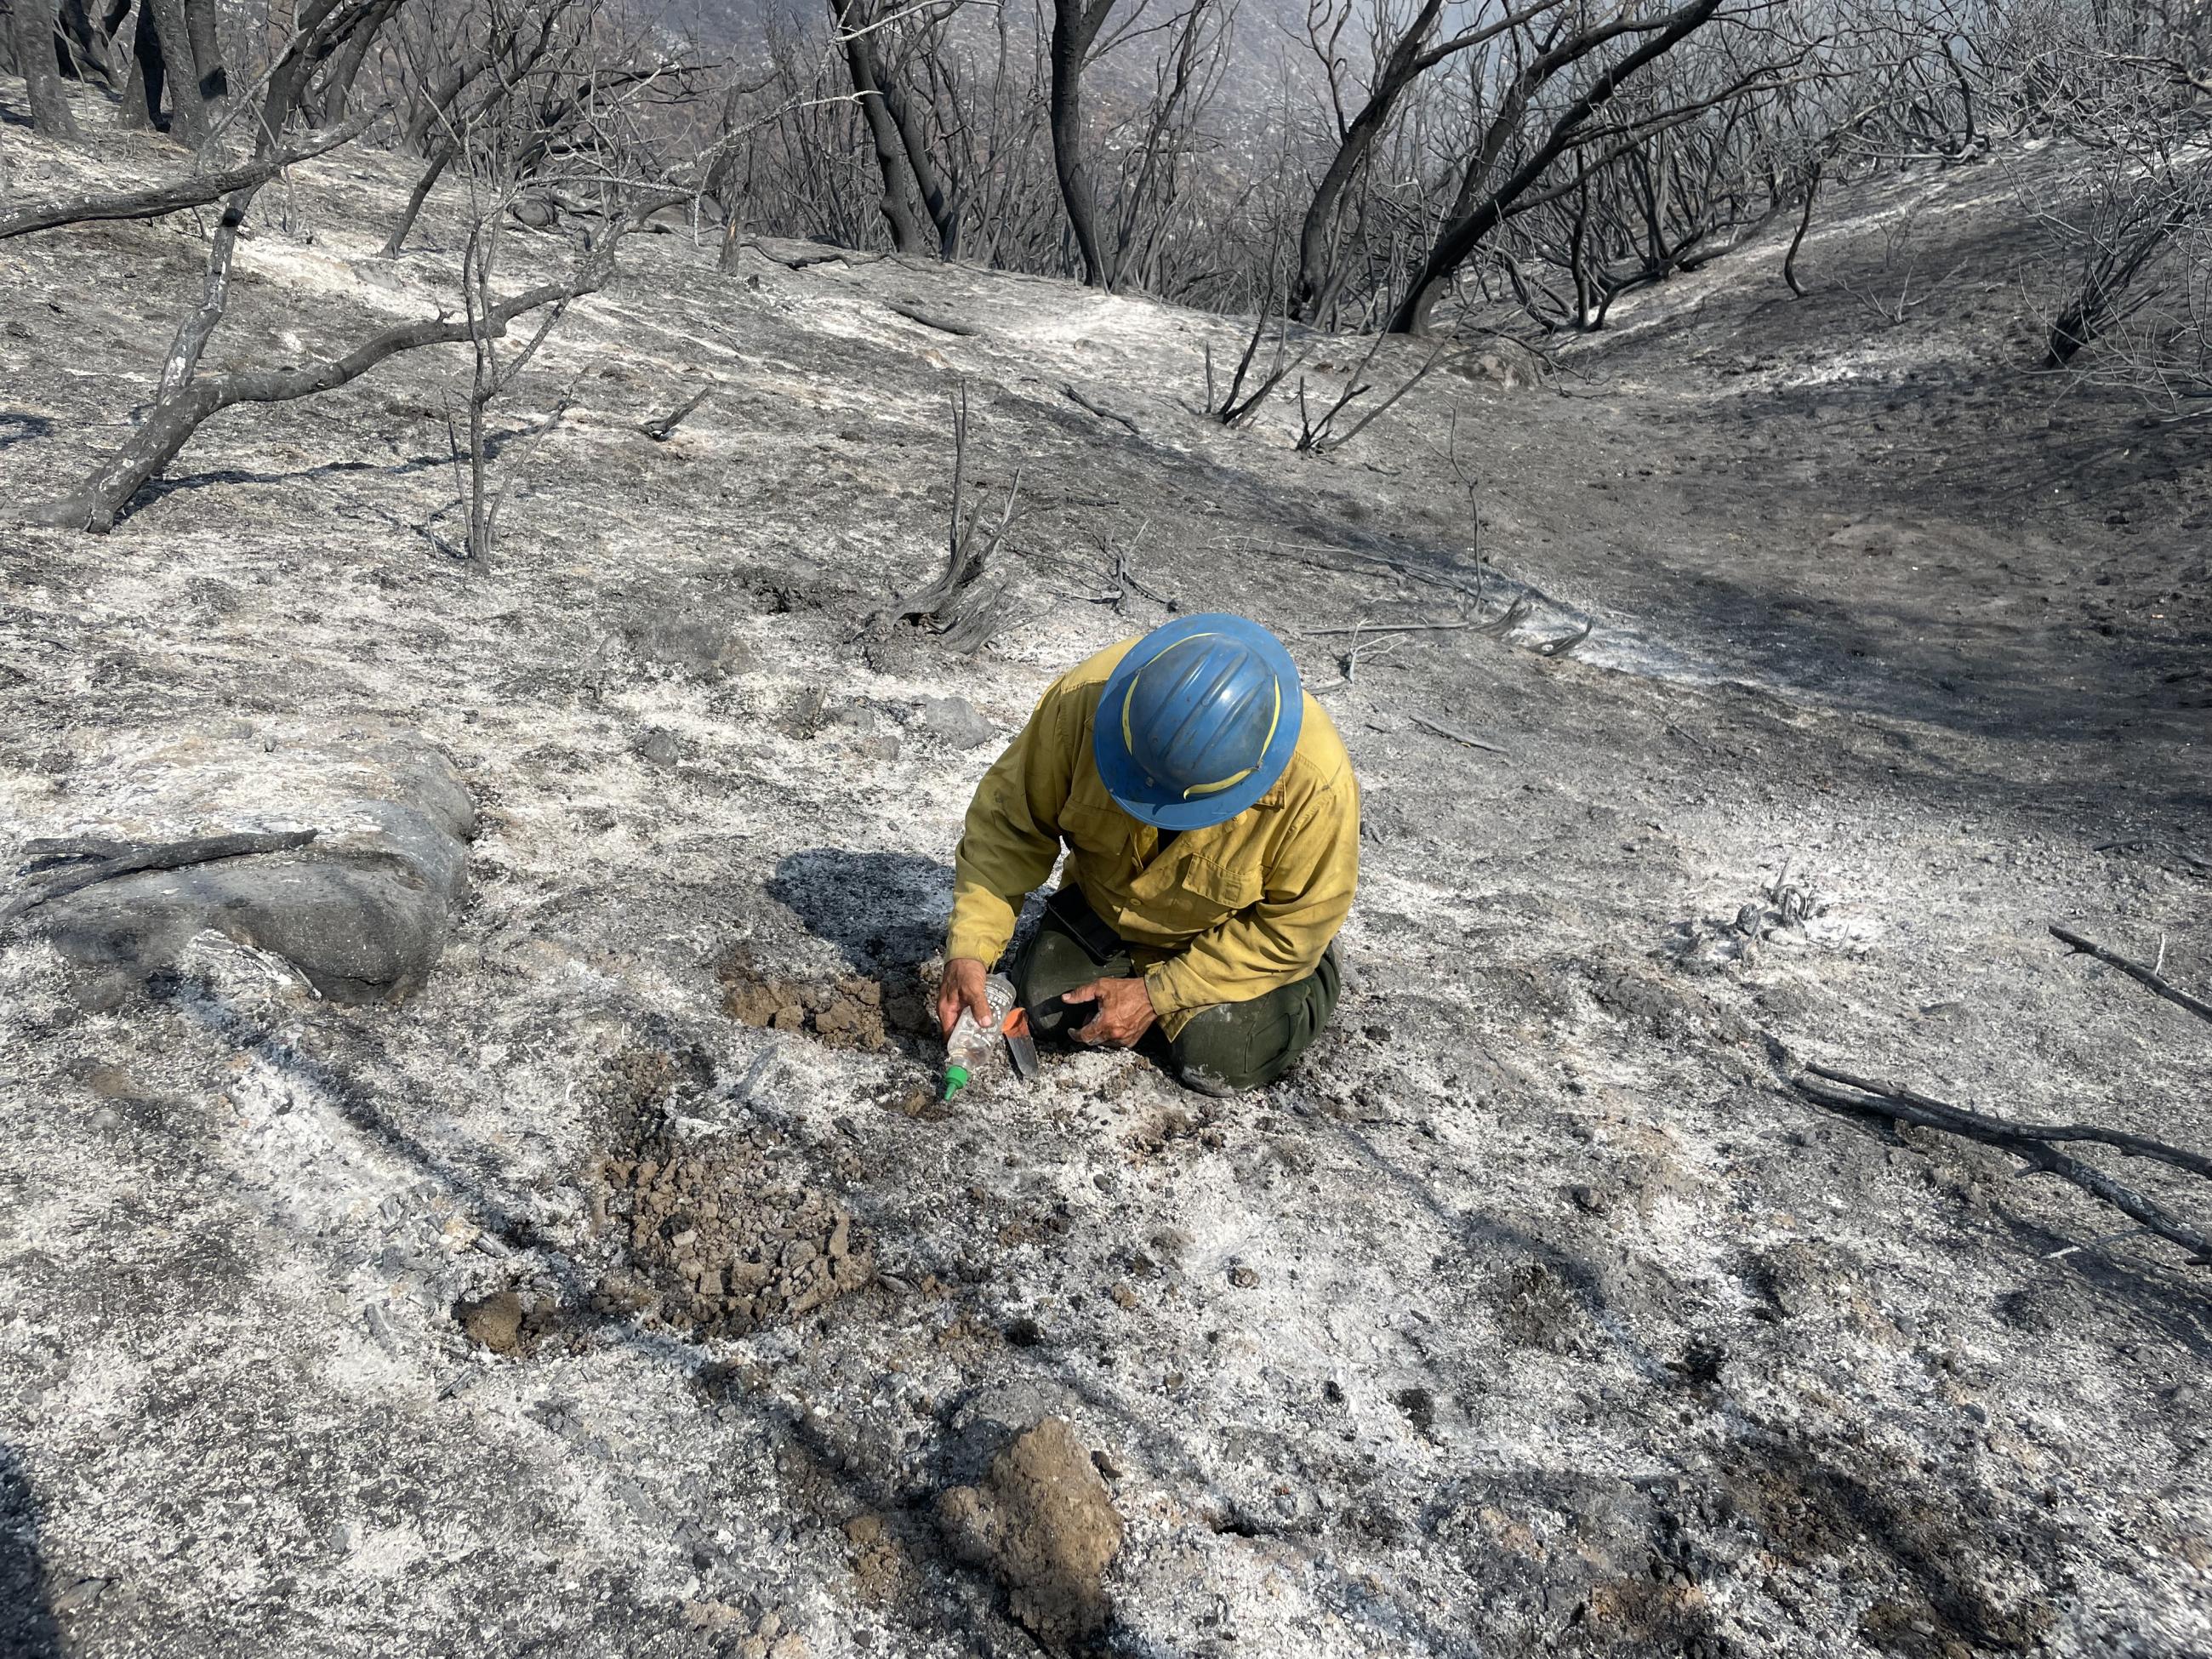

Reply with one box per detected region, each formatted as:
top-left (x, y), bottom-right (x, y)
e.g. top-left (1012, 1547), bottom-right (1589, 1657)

top-left (1092, 614), bottom-right (1303, 830)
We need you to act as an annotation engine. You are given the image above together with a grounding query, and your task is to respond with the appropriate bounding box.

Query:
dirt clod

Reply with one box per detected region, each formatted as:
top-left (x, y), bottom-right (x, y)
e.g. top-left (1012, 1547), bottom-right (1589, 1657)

top-left (937, 1417), bottom-right (1124, 1647)
top-left (453, 1290), bottom-right (556, 1356)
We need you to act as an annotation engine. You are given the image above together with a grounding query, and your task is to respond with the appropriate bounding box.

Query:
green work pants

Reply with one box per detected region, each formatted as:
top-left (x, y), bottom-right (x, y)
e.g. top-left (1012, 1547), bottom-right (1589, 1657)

top-left (1012, 891), bottom-right (1341, 1096)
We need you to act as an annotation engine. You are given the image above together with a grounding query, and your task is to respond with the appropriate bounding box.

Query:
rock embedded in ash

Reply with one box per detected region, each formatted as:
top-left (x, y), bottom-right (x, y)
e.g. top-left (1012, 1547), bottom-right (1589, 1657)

top-left (626, 615), bottom-right (750, 680)
top-left (636, 728), bottom-right (683, 768)
top-left (936, 1416), bottom-right (1125, 1648)
top-left (30, 722), bottom-right (475, 1007)
top-left (507, 194), bottom-right (559, 230)
top-left (912, 696), bottom-right (995, 750)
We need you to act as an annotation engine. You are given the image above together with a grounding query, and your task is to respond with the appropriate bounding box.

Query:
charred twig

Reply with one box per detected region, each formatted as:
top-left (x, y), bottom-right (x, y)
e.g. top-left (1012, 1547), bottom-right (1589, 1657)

top-left (1444, 410), bottom-right (1485, 611)
top-left (0, 109), bottom-right (386, 239)
top-left (3, 830), bottom-right (318, 926)
top-left (1331, 619), bottom-right (1408, 684)
top-left (1308, 619), bottom-right (1479, 638)
top-left (885, 300), bottom-right (980, 336)
top-left (1297, 339), bottom-right (1452, 455)
top-left (1411, 714), bottom-right (1509, 755)
top-left (2050, 925), bottom-right (2212, 1027)
top-left (638, 385), bottom-right (712, 441)
top-left (1764, 856), bottom-right (1817, 927)
top-left (741, 239), bottom-right (888, 271)
top-left (1472, 594), bottom-right (1531, 636)
top-left (1533, 619), bottom-right (1593, 657)
top-left (1794, 1063), bottom-right (2212, 1266)
top-left (1063, 383), bottom-right (1139, 435)
top-left (1107, 521), bottom-right (1174, 614)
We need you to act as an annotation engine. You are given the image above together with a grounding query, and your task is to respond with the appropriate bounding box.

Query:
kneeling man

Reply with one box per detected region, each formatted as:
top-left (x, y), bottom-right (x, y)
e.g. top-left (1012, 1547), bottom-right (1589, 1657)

top-left (938, 614), bottom-right (1359, 1095)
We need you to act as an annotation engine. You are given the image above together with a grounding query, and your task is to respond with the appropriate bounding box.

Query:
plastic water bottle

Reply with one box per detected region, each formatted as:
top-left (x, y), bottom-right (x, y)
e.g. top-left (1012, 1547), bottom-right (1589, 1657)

top-left (943, 972), bottom-right (1018, 1102)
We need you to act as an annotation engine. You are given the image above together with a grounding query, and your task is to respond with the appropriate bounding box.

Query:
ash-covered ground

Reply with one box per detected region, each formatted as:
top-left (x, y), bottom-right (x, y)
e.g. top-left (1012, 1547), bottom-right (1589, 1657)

top-left (2, 108), bottom-right (2208, 1659)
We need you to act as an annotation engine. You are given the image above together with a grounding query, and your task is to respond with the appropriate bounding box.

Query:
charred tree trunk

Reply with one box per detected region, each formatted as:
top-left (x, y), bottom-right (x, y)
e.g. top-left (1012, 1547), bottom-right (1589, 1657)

top-left (53, 0), bottom-right (122, 86)
top-left (875, 56), bottom-right (958, 259)
top-left (1290, 0), bottom-right (1446, 321)
top-left (1048, 0), bottom-right (1115, 288)
top-left (1387, 0), bottom-right (1723, 335)
top-left (305, 0), bottom-right (399, 123)
top-left (12, 0), bottom-right (81, 138)
top-left (402, 47), bottom-right (493, 151)
top-left (120, 0), bottom-right (165, 129)
top-left (182, 0), bottom-right (225, 104)
top-left (830, 0), bottom-right (926, 254)
top-left (142, 0), bottom-right (208, 144)
top-left (382, 13), bottom-right (557, 256)
top-left (381, 143), bottom-right (453, 255)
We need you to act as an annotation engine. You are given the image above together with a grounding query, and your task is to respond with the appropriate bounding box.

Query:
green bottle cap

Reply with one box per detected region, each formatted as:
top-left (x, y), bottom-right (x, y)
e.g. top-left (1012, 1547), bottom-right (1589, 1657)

top-left (942, 1063), bottom-right (971, 1103)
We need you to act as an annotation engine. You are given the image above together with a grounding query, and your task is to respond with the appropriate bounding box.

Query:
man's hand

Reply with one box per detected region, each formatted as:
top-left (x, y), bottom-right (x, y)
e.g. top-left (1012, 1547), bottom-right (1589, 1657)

top-left (938, 957), bottom-right (993, 1036)
top-left (1063, 975), bottom-right (1158, 1048)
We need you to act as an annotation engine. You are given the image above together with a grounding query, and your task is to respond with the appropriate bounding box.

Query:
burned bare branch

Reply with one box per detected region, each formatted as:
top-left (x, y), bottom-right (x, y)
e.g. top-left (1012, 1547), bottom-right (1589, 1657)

top-left (2050, 926), bottom-right (2212, 1027)
top-left (3, 830), bottom-right (318, 926)
top-left (639, 386), bottom-right (714, 442)
top-left (1795, 1066), bottom-right (2212, 1268)
top-left (0, 108), bottom-right (384, 239)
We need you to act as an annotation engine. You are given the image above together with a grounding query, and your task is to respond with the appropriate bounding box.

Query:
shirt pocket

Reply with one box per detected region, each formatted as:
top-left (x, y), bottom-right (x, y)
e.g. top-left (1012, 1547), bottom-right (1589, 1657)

top-left (1058, 801), bottom-right (1128, 858)
top-left (1179, 853), bottom-right (1263, 913)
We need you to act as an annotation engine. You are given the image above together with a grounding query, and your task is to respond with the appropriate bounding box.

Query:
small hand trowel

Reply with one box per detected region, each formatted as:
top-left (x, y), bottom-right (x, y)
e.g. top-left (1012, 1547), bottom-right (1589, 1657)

top-left (1002, 1006), bottom-right (1038, 1080)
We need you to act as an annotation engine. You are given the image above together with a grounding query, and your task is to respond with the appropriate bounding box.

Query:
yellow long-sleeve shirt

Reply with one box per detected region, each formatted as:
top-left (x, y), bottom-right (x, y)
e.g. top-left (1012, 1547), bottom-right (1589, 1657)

top-left (946, 638), bottom-right (1360, 1036)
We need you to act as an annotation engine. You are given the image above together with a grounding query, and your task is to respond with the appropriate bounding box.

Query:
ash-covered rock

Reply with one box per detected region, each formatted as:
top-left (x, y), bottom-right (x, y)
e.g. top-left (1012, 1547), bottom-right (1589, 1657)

top-left (19, 721), bottom-right (474, 1006)
top-left (624, 615), bottom-right (750, 680)
top-left (937, 1416), bottom-right (1125, 1650)
top-left (911, 695), bottom-right (995, 750)
top-left (588, 1135), bottom-right (875, 1341)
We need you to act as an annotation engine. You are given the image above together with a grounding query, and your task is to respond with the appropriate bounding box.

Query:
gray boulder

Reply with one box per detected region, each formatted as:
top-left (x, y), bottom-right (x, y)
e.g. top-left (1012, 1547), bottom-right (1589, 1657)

top-left (507, 194), bottom-right (559, 231)
top-left (914, 695), bottom-right (995, 750)
top-left (18, 724), bottom-right (476, 1008)
top-left (626, 616), bottom-right (750, 681)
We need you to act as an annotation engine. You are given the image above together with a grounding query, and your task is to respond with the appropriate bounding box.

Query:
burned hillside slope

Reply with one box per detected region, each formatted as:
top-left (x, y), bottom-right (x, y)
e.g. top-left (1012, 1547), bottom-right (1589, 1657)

top-left (1, 127), bottom-right (2207, 1659)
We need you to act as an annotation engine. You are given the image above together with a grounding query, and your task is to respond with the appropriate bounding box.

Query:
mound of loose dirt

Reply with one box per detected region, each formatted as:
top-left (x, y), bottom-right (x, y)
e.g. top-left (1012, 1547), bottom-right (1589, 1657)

top-left (587, 1135), bottom-right (875, 1340)
top-left (937, 1416), bottom-right (1125, 1649)
top-left (715, 949), bottom-right (933, 1052)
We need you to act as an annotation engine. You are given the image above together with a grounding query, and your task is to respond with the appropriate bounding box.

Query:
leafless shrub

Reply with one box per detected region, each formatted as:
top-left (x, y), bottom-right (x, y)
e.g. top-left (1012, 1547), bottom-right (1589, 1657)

top-left (881, 384), bottom-right (1022, 653)
top-left (1205, 299), bottom-right (1313, 428)
top-left (1833, 202), bottom-right (1968, 324)
top-left (10, 1), bottom-right (749, 535)
top-left (1983, 4), bottom-right (2212, 408)
top-left (1293, 334), bottom-right (1453, 453)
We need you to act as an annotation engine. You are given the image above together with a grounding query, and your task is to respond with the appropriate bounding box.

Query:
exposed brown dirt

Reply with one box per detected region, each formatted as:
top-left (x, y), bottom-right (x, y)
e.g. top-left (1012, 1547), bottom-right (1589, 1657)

top-left (587, 1135), bottom-right (875, 1341)
top-left (936, 1416), bottom-right (1126, 1649)
top-left (715, 947), bottom-right (933, 1052)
